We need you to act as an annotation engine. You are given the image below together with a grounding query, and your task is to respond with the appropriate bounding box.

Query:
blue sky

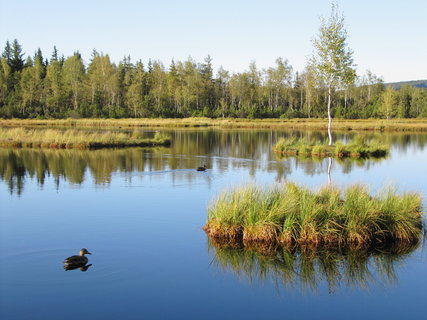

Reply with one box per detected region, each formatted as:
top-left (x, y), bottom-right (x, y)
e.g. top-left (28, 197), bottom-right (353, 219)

top-left (1, 0), bottom-right (426, 82)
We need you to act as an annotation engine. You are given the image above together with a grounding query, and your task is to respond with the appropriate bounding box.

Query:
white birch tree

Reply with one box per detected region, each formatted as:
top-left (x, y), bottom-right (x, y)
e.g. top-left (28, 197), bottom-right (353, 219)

top-left (311, 3), bottom-right (356, 145)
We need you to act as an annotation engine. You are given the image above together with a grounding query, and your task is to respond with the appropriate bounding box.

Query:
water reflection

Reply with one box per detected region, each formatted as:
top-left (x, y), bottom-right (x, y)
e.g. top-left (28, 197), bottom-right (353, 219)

top-left (1, 129), bottom-right (426, 195)
top-left (64, 263), bottom-right (92, 272)
top-left (208, 239), bottom-right (420, 293)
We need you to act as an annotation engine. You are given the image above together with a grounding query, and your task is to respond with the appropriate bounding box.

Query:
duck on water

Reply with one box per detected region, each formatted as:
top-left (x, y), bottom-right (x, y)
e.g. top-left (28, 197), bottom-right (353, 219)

top-left (197, 164), bottom-right (207, 171)
top-left (64, 248), bottom-right (92, 271)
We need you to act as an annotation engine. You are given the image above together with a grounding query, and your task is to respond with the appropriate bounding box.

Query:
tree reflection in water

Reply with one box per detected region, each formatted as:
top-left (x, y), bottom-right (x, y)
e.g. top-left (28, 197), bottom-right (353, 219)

top-left (1, 129), bottom-right (426, 195)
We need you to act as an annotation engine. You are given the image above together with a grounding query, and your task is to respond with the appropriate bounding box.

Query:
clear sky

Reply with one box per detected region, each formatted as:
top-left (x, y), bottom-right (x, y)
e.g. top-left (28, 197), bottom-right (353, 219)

top-left (1, 0), bottom-right (426, 82)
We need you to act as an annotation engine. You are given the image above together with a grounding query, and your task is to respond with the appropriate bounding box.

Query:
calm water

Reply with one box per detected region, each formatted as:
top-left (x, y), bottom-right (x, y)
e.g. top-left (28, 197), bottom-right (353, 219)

top-left (1, 129), bottom-right (427, 320)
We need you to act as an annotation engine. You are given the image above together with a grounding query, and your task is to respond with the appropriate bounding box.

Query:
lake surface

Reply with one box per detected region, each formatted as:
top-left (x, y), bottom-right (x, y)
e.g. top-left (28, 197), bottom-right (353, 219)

top-left (1, 129), bottom-right (426, 320)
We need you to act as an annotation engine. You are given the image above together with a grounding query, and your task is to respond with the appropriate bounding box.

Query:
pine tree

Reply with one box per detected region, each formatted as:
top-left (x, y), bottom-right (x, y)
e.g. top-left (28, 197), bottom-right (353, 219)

top-left (45, 53), bottom-right (64, 115)
top-left (51, 46), bottom-right (59, 62)
top-left (11, 39), bottom-right (25, 73)
top-left (2, 41), bottom-right (13, 66)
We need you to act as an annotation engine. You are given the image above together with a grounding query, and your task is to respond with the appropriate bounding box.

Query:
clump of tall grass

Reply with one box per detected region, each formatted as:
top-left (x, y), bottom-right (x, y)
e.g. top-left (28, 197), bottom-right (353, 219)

top-left (273, 136), bottom-right (388, 158)
top-left (203, 182), bottom-right (423, 249)
top-left (0, 128), bottom-right (171, 149)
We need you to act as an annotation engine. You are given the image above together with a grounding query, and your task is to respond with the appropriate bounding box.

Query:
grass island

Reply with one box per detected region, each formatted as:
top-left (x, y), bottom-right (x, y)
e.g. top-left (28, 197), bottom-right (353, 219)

top-left (273, 136), bottom-right (388, 158)
top-left (203, 182), bottom-right (423, 249)
top-left (0, 127), bottom-right (171, 149)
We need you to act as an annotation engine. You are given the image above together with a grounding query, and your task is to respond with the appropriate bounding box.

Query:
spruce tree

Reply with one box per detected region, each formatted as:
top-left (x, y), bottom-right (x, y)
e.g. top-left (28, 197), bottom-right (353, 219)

top-left (51, 46), bottom-right (59, 62)
top-left (11, 39), bottom-right (25, 73)
top-left (2, 41), bottom-right (12, 66)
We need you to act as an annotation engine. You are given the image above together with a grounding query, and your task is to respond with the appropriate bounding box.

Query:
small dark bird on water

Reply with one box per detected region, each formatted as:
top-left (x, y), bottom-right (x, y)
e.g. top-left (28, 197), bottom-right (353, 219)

top-left (197, 164), bottom-right (207, 171)
top-left (64, 248), bottom-right (91, 271)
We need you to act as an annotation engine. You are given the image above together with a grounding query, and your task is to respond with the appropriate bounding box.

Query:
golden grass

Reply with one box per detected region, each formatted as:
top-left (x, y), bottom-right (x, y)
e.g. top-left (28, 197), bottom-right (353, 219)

top-left (0, 127), bottom-right (171, 149)
top-left (204, 182), bottom-right (424, 249)
top-left (2, 118), bottom-right (427, 131)
top-left (273, 136), bottom-right (388, 158)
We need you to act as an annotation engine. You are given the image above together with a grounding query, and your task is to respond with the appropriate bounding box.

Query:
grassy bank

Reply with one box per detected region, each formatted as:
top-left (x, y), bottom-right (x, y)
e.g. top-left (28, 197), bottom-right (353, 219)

top-left (0, 127), bottom-right (171, 149)
top-left (2, 118), bottom-right (427, 131)
top-left (274, 136), bottom-right (388, 158)
top-left (203, 182), bottom-right (423, 249)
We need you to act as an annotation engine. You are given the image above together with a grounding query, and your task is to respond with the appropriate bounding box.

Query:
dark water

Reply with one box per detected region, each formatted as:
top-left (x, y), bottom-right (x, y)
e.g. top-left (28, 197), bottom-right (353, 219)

top-left (1, 129), bottom-right (426, 320)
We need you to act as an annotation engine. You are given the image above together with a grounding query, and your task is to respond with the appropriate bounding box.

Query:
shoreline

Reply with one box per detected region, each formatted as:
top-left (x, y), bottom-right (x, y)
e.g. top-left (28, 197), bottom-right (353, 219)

top-left (2, 118), bottom-right (427, 131)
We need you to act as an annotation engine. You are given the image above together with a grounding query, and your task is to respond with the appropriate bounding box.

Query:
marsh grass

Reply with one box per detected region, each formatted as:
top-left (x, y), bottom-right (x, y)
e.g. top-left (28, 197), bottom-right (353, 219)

top-left (204, 183), bottom-right (423, 249)
top-left (273, 136), bottom-right (388, 158)
top-left (0, 128), bottom-right (171, 149)
top-left (2, 118), bottom-right (427, 131)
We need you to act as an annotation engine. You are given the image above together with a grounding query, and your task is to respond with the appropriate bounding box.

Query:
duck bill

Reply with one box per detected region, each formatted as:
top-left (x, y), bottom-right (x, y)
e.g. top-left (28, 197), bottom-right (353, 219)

top-left (87, 252), bottom-right (92, 255)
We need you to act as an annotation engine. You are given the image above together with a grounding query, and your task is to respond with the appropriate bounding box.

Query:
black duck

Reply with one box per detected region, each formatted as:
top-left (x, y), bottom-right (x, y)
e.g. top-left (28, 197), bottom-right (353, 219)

top-left (64, 248), bottom-right (91, 270)
top-left (196, 164), bottom-right (207, 171)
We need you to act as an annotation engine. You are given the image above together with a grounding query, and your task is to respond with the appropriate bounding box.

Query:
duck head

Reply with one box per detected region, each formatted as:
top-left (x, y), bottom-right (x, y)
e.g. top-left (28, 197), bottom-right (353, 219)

top-left (79, 248), bottom-right (92, 256)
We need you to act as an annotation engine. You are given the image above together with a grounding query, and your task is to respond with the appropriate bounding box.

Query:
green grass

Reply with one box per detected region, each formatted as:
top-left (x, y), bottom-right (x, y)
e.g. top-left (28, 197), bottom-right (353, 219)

top-left (0, 127), bottom-right (171, 149)
top-left (2, 118), bottom-right (427, 131)
top-left (203, 182), bottom-right (423, 249)
top-left (273, 136), bottom-right (388, 158)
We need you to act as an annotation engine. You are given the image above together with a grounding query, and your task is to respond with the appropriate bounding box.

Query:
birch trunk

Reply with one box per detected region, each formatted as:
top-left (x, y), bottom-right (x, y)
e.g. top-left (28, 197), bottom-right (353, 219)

top-left (327, 85), bottom-right (333, 146)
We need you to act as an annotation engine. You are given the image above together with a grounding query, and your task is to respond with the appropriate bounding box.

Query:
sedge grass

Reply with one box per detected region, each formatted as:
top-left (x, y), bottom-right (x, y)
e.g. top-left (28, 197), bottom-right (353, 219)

top-left (273, 136), bottom-right (388, 158)
top-left (204, 182), bottom-right (423, 249)
top-left (0, 127), bottom-right (171, 149)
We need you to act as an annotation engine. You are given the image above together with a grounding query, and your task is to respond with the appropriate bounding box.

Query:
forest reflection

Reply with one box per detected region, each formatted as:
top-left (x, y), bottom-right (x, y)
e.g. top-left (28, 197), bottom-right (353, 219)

top-left (1, 129), bottom-right (426, 195)
top-left (208, 239), bottom-right (420, 293)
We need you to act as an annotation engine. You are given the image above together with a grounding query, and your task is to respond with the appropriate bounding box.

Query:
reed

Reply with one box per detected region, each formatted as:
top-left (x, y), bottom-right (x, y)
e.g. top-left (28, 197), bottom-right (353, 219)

top-left (2, 118), bottom-right (427, 131)
top-left (0, 127), bottom-right (171, 149)
top-left (273, 136), bottom-right (388, 158)
top-left (204, 182), bottom-right (423, 249)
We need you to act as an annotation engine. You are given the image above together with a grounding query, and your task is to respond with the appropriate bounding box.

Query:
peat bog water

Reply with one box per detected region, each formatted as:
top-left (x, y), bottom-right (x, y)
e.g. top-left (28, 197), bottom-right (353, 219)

top-left (1, 128), bottom-right (427, 320)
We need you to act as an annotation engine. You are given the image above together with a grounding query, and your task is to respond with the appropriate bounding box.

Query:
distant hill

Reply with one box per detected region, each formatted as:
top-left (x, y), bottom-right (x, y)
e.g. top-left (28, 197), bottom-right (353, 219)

top-left (385, 80), bottom-right (427, 90)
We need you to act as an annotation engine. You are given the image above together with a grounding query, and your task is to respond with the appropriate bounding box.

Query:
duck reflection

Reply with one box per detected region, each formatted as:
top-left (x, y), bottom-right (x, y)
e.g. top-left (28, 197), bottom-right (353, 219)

top-left (64, 263), bottom-right (92, 272)
top-left (207, 239), bottom-right (420, 293)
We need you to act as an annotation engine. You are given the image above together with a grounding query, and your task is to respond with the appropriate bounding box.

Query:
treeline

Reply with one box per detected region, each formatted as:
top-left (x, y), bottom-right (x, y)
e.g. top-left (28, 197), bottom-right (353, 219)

top-left (1, 39), bottom-right (426, 119)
